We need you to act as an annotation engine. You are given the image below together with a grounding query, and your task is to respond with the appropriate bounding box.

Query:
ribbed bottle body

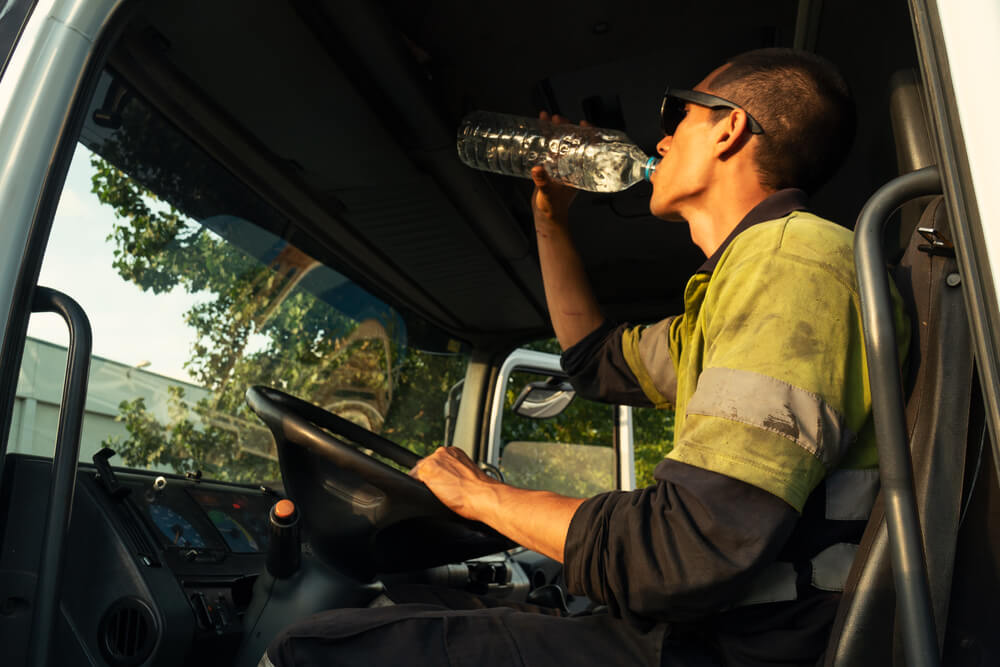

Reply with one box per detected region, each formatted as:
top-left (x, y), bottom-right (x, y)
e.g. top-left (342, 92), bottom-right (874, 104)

top-left (457, 111), bottom-right (657, 193)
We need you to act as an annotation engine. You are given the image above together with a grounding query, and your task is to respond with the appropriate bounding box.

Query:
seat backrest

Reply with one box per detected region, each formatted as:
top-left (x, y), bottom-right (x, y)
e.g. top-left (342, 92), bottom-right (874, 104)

top-left (824, 197), bottom-right (974, 665)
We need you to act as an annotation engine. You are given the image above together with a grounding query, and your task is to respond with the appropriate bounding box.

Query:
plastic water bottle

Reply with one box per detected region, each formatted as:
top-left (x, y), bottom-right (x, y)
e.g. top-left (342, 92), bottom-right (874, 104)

top-left (456, 111), bottom-right (659, 193)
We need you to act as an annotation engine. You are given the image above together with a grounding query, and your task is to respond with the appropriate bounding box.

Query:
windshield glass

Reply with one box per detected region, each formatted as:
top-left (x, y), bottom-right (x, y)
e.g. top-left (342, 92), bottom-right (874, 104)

top-left (17, 70), bottom-right (467, 484)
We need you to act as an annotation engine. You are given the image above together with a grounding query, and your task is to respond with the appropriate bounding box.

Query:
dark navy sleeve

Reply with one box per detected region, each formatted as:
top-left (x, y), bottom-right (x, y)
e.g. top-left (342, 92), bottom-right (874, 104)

top-left (560, 320), bottom-right (653, 407)
top-left (563, 460), bottom-right (798, 625)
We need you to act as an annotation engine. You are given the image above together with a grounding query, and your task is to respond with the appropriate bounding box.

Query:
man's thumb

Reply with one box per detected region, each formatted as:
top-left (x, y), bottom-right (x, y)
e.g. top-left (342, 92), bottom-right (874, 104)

top-left (530, 165), bottom-right (549, 187)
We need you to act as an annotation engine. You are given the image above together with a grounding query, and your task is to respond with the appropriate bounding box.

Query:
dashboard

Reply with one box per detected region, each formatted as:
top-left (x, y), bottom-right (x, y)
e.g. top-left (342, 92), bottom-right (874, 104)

top-left (105, 470), bottom-right (281, 663)
top-left (0, 455), bottom-right (567, 666)
top-left (123, 478), bottom-right (275, 555)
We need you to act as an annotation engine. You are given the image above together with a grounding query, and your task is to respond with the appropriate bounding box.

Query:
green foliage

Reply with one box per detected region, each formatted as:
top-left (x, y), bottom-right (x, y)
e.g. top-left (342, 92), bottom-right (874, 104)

top-left (501, 369), bottom-right (613, 446)
top-left (500, 340), bottom-right (676, 491)
top-left (107, 388), bottom-right (274, 482)
top-left (632, 407), bottom-right (675, 487)
top-left (382, 352), bottom-right (467, 457)
top-left (520, 338), bottom-right (562, 355)
top-left (498, 365), bottom-right (613, 497)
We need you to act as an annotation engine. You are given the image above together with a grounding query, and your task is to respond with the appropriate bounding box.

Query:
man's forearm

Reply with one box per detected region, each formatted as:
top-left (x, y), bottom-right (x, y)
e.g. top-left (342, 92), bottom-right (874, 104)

top-left (535, 219), bottom-right (604, 350)
top-left (529, 163), bottom-right (604, 350)
top-left (471, 481), bottom-right (586, 562)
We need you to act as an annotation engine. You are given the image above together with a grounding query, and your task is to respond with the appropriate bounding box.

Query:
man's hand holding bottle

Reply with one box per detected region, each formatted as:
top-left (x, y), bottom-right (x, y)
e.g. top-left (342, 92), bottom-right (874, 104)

top-left (530, 112), bottom-right (588, 233)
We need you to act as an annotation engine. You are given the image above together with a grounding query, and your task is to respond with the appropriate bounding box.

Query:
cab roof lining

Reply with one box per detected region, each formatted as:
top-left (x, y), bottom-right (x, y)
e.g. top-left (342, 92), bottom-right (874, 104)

top-left (104, 0), bottom-right (916, 349)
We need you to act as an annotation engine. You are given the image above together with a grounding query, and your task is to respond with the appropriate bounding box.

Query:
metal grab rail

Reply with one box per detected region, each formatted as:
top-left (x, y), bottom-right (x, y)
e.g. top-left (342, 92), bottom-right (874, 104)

top-left (27, 287), bottom-right (92, 667)
top-left (854, 166), bottom-right (942, 667)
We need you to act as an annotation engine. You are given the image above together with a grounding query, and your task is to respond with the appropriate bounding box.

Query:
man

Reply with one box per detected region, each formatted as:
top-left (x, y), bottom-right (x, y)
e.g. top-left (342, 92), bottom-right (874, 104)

top-left (265, 49), bottom-right (907, 666)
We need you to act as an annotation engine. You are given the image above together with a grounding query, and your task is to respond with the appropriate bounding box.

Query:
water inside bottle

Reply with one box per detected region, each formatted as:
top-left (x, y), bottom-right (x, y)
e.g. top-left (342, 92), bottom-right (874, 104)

top-left (457, 113), bottom-right (654, 193)
top-left (556, 141), bottom-right (649, 193)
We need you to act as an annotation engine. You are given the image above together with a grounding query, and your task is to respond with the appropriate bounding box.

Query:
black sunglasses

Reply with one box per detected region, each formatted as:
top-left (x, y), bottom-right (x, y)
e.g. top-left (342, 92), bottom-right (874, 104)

top-left (660, 87), bottom-right (765, 136)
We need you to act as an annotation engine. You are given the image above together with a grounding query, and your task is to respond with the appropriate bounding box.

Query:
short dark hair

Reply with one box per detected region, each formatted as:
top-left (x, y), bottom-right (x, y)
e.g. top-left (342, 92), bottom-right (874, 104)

top-left (707, 48), bottom-right (856, 195)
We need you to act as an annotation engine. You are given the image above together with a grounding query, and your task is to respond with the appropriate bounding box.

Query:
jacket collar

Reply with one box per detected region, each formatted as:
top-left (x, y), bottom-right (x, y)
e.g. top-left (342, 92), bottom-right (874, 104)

top-left (697, 188), bottom-right (809, 274)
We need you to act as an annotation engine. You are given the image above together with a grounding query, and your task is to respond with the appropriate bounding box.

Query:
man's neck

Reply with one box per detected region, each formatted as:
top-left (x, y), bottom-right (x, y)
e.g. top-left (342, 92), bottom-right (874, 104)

top-left (681, 185), bottom-right (774, 258)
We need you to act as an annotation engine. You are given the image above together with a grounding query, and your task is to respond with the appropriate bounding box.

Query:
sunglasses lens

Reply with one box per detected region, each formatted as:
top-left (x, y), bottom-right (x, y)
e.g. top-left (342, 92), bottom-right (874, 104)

top-left (660, 96), bottom-right (686, 135)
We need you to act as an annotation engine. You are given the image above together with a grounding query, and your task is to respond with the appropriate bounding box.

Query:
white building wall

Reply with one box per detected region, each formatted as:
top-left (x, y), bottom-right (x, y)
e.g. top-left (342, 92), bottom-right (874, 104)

top-left (11, 337), bottom-right (209, 463)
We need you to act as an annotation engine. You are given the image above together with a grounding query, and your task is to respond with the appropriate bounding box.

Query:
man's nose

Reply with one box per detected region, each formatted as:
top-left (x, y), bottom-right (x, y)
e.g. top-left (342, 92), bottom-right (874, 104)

top-left (657, 135), bottom-right (672, 156)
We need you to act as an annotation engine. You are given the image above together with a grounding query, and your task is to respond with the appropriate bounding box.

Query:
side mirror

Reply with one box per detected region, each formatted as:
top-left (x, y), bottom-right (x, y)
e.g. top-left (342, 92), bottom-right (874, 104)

top-left (512, 379), bottom-right (576, 419)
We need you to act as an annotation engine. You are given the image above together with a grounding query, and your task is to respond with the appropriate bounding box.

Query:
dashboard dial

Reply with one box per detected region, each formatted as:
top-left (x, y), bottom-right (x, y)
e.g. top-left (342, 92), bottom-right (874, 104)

top-left (207, 509), bottom-right (259, 552)
top-left (148, 503), bottom-right (206, 548)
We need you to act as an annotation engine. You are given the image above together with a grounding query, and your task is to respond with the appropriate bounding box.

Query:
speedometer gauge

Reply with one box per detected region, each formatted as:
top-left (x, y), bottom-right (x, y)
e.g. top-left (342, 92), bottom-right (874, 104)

top-left (148, 503), bottom-right (206, 548)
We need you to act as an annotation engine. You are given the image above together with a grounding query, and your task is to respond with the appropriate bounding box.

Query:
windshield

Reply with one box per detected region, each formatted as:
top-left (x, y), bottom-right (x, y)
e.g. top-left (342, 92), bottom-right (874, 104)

top-left (17, 70), bottom-right (467, 484)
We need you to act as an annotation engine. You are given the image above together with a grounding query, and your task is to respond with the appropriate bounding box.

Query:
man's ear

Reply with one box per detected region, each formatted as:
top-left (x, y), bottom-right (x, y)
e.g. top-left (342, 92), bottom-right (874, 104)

top-left (713, 109), bottom-right (751, 159)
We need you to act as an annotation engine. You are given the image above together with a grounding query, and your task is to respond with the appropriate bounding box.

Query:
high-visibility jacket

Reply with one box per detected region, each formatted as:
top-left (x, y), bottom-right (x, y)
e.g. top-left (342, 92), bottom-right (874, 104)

top-left (562, 197), bottom-right (910, 631)
top-left (623, 209), bottom-right (909, 514)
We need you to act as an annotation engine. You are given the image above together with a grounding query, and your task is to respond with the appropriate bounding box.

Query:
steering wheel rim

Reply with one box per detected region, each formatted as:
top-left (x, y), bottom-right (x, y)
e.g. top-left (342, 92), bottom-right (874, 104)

top-left (246, 385), bottom-right (513, 580)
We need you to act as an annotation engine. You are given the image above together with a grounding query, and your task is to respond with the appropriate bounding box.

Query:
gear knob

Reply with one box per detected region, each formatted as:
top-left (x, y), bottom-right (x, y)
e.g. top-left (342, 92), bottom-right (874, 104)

top-left (266, 499), bottom-right (301, 578)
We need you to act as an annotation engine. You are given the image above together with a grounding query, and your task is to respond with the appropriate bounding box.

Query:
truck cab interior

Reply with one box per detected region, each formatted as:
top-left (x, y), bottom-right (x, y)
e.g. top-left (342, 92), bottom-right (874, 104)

top-left (0, 1), bottom-right (998, 666)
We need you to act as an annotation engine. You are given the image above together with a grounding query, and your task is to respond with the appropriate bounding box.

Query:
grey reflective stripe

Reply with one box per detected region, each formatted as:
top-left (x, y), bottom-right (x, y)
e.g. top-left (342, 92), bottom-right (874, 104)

top-left (826, 467), bottom-right (880, 520)
top-left (637, 317), bottom-right (678, 404)
top-left (733, 561), bottom-right (798, 606)
top-left (811, 543), bottom-right (859, 591)
top-left (734, 542), bottom-right (860, 607)
top-left (686, 367), bottom-right (854, 467)
top-left (258, 652), bottom-right (277, 667)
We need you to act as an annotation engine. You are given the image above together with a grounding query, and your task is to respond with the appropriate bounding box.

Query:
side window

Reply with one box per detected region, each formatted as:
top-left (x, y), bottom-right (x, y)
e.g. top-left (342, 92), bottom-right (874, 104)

top-left (13, 70), bottom-right (468, 483)
top-left (631, 406), bottom-right (675, 488)
top-left (497, 364), bottom-right (616, 497)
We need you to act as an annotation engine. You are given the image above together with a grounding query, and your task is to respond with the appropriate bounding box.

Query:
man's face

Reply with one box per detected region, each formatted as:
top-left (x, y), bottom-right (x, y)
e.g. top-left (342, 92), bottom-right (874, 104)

top-left (648, 69), bottom-right (726, 221)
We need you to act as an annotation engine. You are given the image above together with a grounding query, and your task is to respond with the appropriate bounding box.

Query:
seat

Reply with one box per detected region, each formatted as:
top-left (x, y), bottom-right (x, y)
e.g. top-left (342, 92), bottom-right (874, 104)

top-left (823, 196), bottom-right (976, 665)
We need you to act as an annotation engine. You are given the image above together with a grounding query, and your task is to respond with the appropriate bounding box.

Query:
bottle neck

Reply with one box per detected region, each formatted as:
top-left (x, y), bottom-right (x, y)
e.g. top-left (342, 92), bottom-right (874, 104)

top-left (642, 156), bottom-right (660, 182)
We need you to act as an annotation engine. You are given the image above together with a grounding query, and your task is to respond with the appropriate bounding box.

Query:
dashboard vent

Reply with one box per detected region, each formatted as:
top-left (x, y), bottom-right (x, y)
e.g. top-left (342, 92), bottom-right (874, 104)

top-left (99, 598), bottom-right (157, 666)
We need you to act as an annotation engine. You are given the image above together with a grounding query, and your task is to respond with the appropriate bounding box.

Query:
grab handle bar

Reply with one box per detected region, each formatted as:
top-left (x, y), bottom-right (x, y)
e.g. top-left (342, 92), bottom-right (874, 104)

top-left (27, 287), bottom-right (92, 667)
top-left (855, 165), bottom-right (942, 667)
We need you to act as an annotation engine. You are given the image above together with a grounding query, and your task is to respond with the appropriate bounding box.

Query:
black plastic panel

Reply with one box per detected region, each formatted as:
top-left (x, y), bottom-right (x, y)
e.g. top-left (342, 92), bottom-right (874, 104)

top-left (0, 455), bottom-right (289, 666)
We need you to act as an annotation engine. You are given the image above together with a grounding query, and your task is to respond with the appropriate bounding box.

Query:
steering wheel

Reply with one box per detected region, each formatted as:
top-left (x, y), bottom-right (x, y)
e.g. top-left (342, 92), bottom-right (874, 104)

top-left (245, 386), bottom-right (514, 580)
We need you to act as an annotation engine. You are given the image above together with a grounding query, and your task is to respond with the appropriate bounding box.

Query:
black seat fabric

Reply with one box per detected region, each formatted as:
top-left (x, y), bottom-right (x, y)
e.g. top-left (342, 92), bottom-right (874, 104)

top-left (824, 196), bottom-right (974, 665)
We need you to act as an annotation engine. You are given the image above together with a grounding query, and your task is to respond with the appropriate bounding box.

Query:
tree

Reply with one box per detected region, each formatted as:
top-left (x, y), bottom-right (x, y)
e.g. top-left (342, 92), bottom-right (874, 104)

top-left (503, 339), bottom-right (674, 491)
top-left (632, 407), bottom-right (675, 488)
top-left (90, 100), bottom-right (464, 482)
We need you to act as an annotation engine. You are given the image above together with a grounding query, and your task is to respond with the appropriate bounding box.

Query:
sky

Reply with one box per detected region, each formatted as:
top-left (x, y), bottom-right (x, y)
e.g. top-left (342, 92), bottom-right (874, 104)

top-left (27, 143), bottom-right (207, 384)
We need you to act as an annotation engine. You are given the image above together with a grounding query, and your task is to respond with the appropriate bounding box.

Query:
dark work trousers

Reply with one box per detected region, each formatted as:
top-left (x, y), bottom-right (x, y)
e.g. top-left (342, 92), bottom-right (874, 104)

top-left (264, 584), bottom-right (720, 666)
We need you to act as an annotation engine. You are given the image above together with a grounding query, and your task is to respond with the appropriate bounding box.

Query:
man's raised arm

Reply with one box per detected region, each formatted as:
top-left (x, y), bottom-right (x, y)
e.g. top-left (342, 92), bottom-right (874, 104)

top-left (530, 114), bottom-right (605, 350)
